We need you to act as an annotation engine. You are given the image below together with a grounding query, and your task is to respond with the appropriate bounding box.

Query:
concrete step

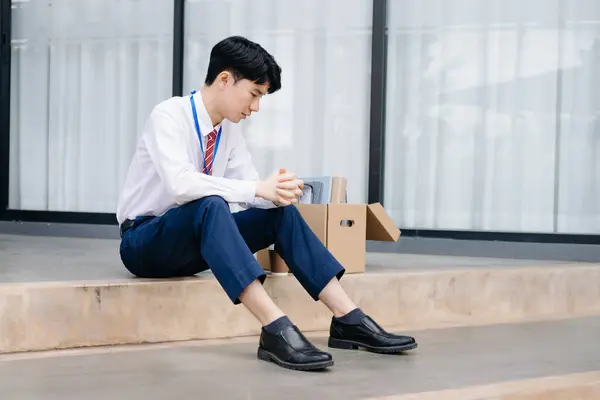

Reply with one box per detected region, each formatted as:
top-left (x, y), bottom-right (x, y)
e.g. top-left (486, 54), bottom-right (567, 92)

top-left (382, 372), bottom-right (600, 400)
top-left (1, 316), bottom-right (599, 399)
top-left (2, 261), bottom-right (600, 353)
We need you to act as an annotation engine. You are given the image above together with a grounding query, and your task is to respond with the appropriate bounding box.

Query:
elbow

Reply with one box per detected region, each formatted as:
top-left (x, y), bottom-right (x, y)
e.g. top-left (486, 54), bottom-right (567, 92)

top-left (172, 184), bottom-right (191, 205)
top-left (169, 173), bottom-right (192, 205)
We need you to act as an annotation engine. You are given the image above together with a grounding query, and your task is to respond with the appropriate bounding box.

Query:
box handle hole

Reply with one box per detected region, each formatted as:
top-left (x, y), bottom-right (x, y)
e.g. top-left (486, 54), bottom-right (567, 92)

top-left (340, 220), bottom-right (354, 227)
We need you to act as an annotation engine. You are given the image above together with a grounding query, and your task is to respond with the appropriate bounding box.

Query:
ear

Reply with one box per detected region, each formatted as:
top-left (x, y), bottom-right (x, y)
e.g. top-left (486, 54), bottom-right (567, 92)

top-left (216, 71), bottom-right (232, 89)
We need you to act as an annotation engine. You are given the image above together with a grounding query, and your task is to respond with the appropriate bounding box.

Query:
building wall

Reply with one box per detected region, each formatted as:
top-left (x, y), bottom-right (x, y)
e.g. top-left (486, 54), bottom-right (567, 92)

top-left (2, 0), bottom-right (600, 237)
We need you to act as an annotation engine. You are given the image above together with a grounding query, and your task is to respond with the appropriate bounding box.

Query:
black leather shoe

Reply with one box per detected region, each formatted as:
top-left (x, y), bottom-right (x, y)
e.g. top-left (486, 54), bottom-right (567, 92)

top-left (328, 315), bottom-right (417, 354)
top-left (257, 325), bottom-right (334, 371)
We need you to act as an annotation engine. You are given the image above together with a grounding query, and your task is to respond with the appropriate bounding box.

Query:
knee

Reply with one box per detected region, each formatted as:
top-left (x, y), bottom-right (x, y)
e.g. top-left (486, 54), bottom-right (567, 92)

top-left (190, 196), bottom-right (229, 212)
top-left (278, 204), bottom-right (301, 220)
top-left (281, 204), bottom-right (299, 214)
top-left (201, 195), bottom-right (229, 207)
top-left (187, 196), bottom-right (231, 229)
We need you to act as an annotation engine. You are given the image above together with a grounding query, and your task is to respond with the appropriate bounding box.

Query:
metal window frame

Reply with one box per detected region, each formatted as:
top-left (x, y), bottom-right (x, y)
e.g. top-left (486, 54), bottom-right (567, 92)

top-left (368, 0), bottom-right (387, 206)
top-left (0, 0), bottom-right (10, 221)
top-left (0, 0), bottom-right (598, 244)
top-left (172, 0), bottom-right (185, 97)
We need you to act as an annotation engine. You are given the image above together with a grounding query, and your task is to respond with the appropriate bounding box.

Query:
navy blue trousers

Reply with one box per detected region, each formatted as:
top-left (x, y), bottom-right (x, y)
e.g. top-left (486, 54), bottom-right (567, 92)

top-left (119, 196), bottom-right (345, 304)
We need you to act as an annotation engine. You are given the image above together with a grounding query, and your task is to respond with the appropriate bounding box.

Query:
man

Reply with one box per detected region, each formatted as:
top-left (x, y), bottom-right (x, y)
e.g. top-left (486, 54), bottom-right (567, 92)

top-left (117, 35), bottom-right (417, 371)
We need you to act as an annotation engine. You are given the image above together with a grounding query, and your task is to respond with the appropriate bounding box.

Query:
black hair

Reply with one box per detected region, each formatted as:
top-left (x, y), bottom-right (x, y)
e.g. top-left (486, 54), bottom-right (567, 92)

top-left (204, 36), bottom-right (282, 94)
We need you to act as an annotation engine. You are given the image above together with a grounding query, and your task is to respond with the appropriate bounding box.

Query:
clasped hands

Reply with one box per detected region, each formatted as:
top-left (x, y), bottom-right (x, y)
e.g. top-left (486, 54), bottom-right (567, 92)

top-left (256, 168), bottom-right (304, 206)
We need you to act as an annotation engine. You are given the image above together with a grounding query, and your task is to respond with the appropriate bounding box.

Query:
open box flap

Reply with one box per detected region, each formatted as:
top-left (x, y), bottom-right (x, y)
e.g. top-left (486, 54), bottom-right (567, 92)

top-left (366, 203), bottom-right (401, 242)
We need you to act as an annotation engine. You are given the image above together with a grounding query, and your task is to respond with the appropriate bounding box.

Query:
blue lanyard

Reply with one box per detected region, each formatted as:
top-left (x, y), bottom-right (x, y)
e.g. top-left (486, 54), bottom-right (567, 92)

top-left (189, 90), bottom-right (222, 174)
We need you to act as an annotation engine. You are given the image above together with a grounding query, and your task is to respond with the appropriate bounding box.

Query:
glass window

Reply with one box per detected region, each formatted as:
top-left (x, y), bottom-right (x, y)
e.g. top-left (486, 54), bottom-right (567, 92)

top-left (384, 0), bottom-right (600, 233)
top-left (8, 0), bottom-right (174, 212)
top-left (183, 0), bottom-right (373, 203)
top-left (556, 0), bottom-right (600, 234)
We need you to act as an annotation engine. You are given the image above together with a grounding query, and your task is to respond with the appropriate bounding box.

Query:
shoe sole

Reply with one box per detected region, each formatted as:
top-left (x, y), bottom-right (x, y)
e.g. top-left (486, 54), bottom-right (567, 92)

top-left (257, 347), bottom-right (334, 371)
top-left (328, 337), bottom-right (418, 354)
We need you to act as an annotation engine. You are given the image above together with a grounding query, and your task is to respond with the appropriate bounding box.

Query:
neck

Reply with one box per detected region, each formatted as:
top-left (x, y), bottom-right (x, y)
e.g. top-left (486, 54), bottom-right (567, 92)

top-left (199, 85), bottom-right (224, 127)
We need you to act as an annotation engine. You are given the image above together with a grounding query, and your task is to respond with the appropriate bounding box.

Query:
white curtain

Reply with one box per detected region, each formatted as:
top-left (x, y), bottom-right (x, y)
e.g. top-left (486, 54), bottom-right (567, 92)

top-left (183, 0), bottom-right (373, 204)
top-left (384, 0), bottom-right (600, 234)
top-left (9, 0), bottom-right (173, 212)
top-left (557, 1), bottom-right (600, 233)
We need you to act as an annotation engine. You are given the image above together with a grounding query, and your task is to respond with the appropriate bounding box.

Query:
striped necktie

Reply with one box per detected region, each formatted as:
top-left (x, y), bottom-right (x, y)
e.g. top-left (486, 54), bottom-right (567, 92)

top-left (203, 129), bottom-right (218, 175)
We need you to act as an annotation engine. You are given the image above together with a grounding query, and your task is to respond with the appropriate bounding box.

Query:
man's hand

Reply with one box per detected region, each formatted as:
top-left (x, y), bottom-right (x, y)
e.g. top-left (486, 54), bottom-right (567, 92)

top-left (256, 168), bottom-right (303, 206)
top-left (274, 168), bottom-right (303, 206)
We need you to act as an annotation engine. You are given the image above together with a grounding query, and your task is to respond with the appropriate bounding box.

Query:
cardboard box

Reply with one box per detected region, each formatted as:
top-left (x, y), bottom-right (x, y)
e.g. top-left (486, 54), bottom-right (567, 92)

top-left (256, 202), bottom-right (400, 274)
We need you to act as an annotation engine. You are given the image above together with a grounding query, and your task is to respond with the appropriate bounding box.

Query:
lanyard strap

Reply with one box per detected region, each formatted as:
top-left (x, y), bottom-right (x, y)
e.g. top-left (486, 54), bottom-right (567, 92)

top-left (190, 90), bottom-right (222, 174)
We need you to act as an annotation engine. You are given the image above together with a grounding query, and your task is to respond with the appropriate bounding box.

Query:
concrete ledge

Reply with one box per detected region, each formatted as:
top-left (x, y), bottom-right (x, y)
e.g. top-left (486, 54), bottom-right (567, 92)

top-left (369, 236), bottom-right (600, 262)
top-left (1, 264), bottom-right (600, 353)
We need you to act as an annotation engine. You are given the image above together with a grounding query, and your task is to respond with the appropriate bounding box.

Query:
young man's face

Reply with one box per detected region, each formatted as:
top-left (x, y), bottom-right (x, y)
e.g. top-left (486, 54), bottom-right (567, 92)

top-left (219, 72), bottom-right (269, 123)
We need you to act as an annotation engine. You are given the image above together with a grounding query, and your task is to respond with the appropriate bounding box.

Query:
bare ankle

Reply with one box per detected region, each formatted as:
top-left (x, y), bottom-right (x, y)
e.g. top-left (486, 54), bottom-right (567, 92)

top-left (318, 277), bottom-right (358, 318)
top-left (239, 280), bottom-right (285, 326)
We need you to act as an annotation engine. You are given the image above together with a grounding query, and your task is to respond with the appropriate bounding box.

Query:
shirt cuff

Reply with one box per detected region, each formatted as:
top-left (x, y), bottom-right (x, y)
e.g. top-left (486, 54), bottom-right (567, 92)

top-left (240, 180), bottom-right (258, 203)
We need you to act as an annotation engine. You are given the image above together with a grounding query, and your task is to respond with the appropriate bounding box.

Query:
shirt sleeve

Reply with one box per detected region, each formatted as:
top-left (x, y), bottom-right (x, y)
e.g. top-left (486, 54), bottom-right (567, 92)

top-left (223, 123), bottom-right (278, 210)
top-left (142, 104), bottom-right (258, 205)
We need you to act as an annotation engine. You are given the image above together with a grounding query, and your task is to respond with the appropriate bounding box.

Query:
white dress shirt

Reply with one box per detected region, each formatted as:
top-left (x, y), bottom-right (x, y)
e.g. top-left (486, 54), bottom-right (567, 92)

top-left (116, 93), bottom-right (275, 225)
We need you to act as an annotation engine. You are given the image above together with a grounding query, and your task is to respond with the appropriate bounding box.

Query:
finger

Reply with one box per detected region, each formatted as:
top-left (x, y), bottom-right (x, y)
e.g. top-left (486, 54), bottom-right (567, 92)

top-left (278, 168), bottom-right (287, 174)
top-left (277, 178), bottom-right (303, 189)
top-left (277, 189), bottom-right (296, 198)
top-left (277, 181), bottom-right (299, 190)
top-left (282, 194), bottom-right (298, 204)
top-left (292, 179), bottom-right (304, 190)
top-left (277, 174), bottom-right (296, 183)
top-left (276, 188), bottom-right (296, 199)
top-left (276, 172), bottom-right (296, 182)
top-left (276, 196), bottom-right (291, 206)
top-left (295, 188), bottom-right (303, 196)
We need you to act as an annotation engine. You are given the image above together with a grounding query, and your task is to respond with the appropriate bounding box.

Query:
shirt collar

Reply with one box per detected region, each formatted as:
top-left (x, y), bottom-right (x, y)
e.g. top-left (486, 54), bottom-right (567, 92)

top-left (193, 91), bottom-right (223, 137)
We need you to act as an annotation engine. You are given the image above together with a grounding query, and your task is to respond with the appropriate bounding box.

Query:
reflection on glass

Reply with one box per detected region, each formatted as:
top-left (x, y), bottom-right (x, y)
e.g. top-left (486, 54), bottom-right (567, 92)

top-left (183, 0), bottom-right (373, 203)
top-left (384, 0), bottom-right (600, 234)
top-left (9, 0), bottom-right (174, 212)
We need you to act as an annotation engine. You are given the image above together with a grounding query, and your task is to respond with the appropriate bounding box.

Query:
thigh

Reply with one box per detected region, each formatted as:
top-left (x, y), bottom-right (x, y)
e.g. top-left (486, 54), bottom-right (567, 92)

top-left (233, 207), bottom-right (281, 254)
top-left (120, 202), bottom-right (208, 278)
